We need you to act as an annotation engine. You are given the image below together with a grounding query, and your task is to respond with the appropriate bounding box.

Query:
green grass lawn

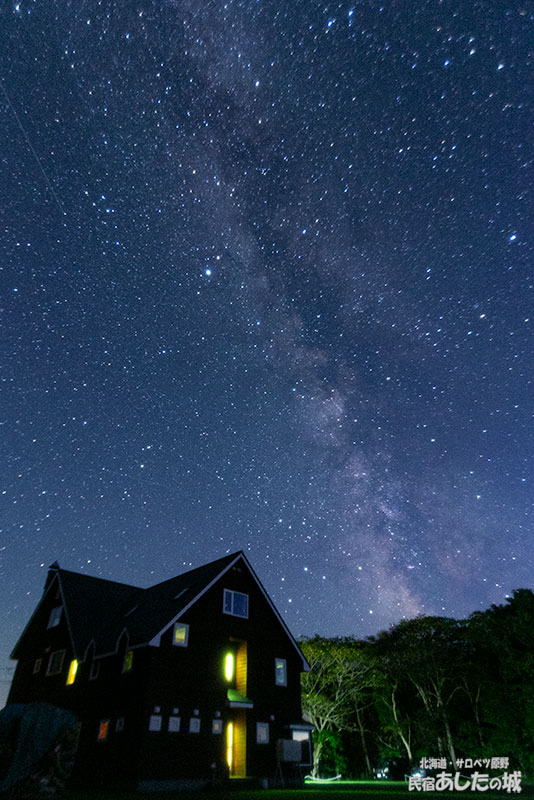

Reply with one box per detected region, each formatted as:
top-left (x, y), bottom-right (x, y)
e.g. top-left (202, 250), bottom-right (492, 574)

top-left (67, 778), bottom-right (534, 800)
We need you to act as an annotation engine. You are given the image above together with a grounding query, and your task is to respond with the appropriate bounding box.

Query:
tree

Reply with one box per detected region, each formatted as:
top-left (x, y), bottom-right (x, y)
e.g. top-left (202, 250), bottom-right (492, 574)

top-left (300, 637), bottom-right (375, 778)
top-left (466, 589), bottom-right (534, 774)
top-left (372, 616), bottom-right (467, 764)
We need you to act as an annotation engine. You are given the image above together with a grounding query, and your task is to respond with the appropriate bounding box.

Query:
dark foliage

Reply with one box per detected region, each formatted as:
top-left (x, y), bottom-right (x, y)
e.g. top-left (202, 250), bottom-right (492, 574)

top-left (300, 590), bottom-right (534, 780)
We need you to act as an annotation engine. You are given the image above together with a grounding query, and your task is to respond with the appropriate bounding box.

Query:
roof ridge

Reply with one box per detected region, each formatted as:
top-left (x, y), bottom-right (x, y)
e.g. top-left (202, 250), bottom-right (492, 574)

top-left (56, 567), bottom-right (140, 591)
top-left (148, 551), bottom-right (243, 591)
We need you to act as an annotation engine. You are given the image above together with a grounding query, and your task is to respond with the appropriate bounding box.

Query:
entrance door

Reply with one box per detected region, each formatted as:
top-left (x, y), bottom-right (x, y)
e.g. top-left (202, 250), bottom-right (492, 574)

top-left (226, 711), bottom-right (246, 777)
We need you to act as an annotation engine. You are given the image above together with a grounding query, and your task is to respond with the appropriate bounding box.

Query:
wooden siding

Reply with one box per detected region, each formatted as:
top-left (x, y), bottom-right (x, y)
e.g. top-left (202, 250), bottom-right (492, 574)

top-left (8, 556), bottom-right (306, 788)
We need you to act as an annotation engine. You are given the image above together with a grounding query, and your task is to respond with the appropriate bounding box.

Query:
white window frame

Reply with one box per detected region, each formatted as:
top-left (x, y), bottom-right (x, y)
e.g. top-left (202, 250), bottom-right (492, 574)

top-left (223, 589), bottom-right (249, 618)
top-left (46, 649), bottom-right (65, 676)
top-left (274, 657), bottom-right (287, 686)
top-left (47, 606), bottom-right (62, 629)
top-left (172, 622), bottom-right (189, 647)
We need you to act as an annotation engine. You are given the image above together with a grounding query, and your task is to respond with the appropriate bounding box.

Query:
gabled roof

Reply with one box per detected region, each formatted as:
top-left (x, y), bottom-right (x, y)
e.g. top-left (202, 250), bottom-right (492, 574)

top-left (12, 552), bottom-right (309, 670)
top-left (112, 552), bottom-right (240, 650)
top-left (10, 565), bottom-right (141, 660)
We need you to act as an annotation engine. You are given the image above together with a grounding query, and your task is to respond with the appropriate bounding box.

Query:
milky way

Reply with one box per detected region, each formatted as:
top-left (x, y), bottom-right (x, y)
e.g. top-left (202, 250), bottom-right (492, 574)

top-left (0, 0), bottom-right (532, 705)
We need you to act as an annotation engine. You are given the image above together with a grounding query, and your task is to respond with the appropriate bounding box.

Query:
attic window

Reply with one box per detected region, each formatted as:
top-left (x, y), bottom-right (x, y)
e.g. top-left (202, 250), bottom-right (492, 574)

top-left (173, 623), bottom-right (189, 647)
top-left (48, 606), bottom-right (62, 629)
top-left (223, 589), bottom-right (248, 618)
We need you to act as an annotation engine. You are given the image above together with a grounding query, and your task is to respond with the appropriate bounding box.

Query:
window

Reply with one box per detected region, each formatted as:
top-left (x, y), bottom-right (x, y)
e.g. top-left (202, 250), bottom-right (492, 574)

top-left (256, 722), bottom-right (269, 744)
top-left (66, 659), bottom-right (78, 685)
top-left (226, 722), bottom-right (233, 770)
top-left (115, 718), bottom-right (125, 733)
top-left (97, 720), bottom-right (109, 741)
top-left (224, 652), bottom-right (235, 682)
top-left (148, 715), bottom-right (162, 732)
top-left (48, 606), bottom-right (62, 629)
top-left (189, 717), bottom-right (201, 733)
top-left (122, 650), bottom-right (133, 673)
top-left (275, 657), bottom-right (287, 686)
top-left (212, 719), bottom-right (223, 734)
top-left (173, 623), bottom-right (189, 647)
top-left (89, 660), bottom-right (100, 680)
top-left (33, 658), bottom-right (42, 674)
top-left (46, 650), bottom-right (65, 676)
top-left (168, 716), bottom-right (181, 732)
top-left (223, 589), bottom-right (249, 618)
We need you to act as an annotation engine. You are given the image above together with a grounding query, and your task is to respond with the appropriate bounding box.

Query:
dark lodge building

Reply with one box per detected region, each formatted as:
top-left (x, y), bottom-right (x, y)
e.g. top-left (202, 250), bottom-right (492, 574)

top-left (7, 552), bottom-right (312, 791)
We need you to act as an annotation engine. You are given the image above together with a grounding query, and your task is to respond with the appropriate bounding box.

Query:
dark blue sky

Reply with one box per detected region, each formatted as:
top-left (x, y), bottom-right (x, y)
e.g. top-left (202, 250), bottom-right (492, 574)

top-left (1, 0), bottom-right (532, 706)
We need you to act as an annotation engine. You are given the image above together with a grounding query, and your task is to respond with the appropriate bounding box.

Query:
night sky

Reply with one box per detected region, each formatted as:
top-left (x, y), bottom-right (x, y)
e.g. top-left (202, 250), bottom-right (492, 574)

top-left (1, 0), bottom-right (532, 706)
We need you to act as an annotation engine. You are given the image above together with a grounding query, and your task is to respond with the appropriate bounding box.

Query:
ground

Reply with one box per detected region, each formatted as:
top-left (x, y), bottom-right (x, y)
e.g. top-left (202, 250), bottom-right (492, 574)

top-left (68, 779), bottom-right (533, 800)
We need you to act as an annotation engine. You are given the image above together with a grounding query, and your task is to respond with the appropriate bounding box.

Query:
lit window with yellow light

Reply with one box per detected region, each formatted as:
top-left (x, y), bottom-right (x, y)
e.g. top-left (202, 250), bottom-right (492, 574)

top-left (123, 649), bottom-right (134, 673)
top-left (226, 722), bottom-right (233, 771)
top-left (173, 623), bottom-right (189, 647)
top-left (66, 659), bottom-right (78, 685)
top-left (224, 652), bottom-right (235, 682)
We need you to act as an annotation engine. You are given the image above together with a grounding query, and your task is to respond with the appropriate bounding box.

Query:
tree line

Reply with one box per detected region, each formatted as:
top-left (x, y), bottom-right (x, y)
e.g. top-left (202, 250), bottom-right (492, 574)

top-left (299, 589), bottom-right (534, 780)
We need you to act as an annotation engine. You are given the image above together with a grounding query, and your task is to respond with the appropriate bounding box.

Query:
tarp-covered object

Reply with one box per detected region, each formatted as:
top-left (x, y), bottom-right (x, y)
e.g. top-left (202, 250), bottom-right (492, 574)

top-left (0, 703), bottom-right (79, 797)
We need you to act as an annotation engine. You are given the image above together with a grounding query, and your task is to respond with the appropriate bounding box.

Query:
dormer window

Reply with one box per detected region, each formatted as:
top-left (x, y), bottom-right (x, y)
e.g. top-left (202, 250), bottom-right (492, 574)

top-left (223, 589), bottom-right (248, 618)
top-left (123, 650), bottom-right (134, 673)
top-left (46, 650), bottom-right (65, 676)
top-left (48, 606), bottom-right (62, 629)
top-left (172, 623), bottom-right (189, 647)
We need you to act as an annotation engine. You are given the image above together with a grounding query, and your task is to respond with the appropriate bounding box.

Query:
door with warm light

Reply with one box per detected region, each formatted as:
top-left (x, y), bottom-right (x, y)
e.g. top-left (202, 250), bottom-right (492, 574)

top-left (226, 711), bottom-right (246, 777)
